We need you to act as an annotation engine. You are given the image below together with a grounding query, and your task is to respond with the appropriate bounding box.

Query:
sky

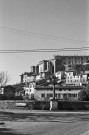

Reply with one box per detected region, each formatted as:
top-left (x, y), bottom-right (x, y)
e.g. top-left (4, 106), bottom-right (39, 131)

top-left (0, 0), bottom-right (89, 84)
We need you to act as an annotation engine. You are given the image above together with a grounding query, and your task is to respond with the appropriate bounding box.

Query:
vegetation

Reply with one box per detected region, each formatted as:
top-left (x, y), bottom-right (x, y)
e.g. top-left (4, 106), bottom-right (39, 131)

top-left (55, 59), bottom-right (65, 72)
top-left (13, 83), bottom-right (25, 96)
top-left (0, 71), bottom-right (9, 87)
top-left (79, 83), bottom-right (89, 101)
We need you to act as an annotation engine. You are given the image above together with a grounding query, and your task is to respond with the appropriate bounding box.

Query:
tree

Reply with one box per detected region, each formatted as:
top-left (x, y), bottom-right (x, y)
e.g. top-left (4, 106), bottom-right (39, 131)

top-left (85, 64), bottom-right (89, 71)
top-left (78, 89), bottom-right (88, 101)
top-left (79, 83), bottom-right (89, 101)
top-left (0, 71), bottom-right (9, 87)
top-left (13, 83), bottom-right (25, 96)
top-left (47, 75), bottom-right (59, 100)
top-left (55, 59), bottom-right (65, 72)
top-left (75, 64), bottom-right (85, 74)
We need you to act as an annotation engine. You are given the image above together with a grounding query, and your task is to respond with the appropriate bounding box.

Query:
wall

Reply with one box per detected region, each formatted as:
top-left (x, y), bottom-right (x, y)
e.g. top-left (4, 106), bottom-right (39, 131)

top-left (0, 100), bottom-right (29, 109)
top-left (66, 72), bottom-right (82, 86)
top-left (34, 89), bottom-right (80, 101)
top-left (0, 100), bottom-right (89, 110)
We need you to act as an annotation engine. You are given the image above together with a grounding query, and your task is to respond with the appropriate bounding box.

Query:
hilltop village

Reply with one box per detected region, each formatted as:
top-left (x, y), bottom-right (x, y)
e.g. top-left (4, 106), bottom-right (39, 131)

top-left (19, 55), bottom-right (89, 101)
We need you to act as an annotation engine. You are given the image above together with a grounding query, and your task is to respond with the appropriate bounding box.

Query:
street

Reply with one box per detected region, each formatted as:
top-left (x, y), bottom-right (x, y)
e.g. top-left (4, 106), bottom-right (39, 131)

top-left (0, 110), bottom-right (89, 135)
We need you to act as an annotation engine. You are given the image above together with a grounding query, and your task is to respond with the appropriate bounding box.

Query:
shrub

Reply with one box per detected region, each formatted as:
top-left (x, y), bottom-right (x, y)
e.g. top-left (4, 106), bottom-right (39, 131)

top-left (14, 96), bottom-right (23, 100)
top-left (58, 100), bottom-right (89, 110)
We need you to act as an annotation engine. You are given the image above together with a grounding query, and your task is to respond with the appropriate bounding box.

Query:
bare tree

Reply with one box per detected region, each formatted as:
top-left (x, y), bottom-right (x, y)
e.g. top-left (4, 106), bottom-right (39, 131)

top-left (0, 72), bottom-right (9, 87)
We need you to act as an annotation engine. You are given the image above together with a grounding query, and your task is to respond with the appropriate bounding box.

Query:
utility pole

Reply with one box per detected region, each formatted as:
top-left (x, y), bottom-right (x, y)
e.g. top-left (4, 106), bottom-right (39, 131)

top-left (50, 76), bottom-right (58, 110)
top-left (47, 74), bottom-right (58, 110)
top-left (53, 83), bottom-right (55, 100)
top-left (48, 75), bottom-right (57, 100)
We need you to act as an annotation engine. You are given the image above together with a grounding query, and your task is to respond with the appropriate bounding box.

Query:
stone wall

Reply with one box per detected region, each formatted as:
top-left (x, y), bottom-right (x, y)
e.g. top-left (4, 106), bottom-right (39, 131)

top-left (0, 100), bottom-right (89, 110)
top-left (0, 100), bottom-right (31, 110)
top-left (0, 100), bottom-right (50, 110)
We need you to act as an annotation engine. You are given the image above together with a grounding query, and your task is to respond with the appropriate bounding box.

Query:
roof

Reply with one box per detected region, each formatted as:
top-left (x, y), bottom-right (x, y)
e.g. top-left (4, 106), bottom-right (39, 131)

top-left (39, 60), bottom-right (49, 65)
top-left (3, 85), bottom-right (15, 89)
top-left (20, 72), bottom-right (35, 76)
top-left (54, 55), bottom-right (89, 58)
top-left (35, 86), bottom-right (83, 91)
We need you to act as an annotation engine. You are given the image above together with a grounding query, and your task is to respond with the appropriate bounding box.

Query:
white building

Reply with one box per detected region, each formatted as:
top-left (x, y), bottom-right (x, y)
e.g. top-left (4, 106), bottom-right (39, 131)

top-left (82, 73), bottom-right (89, 85)
top-left (24, 85), bottom-right (82, 101)
top-left (0, 87), bottom-right (4, 94)
top-left (66, 71), bottom-right (82, 86)
top-left (55, 71), bottom-right (62, 82)
top-left (35, 86), bottom-right (82, 101)
top-left (24, 82), bottom-right (36, 99)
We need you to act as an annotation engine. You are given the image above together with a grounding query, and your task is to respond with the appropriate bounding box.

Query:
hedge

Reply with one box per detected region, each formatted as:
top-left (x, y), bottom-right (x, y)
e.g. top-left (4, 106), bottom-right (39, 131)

top-left (58, 100), bottom-right (89, 110)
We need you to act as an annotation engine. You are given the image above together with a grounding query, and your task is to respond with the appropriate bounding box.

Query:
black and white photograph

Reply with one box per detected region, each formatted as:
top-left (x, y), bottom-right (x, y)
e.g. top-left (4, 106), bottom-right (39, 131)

top-left (0, 0), bottom-right (89, 135)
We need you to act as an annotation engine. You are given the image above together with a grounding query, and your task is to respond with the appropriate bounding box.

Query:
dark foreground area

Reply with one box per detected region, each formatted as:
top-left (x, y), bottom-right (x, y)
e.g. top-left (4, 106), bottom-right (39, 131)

top-left (0, 110), bottom-right (89, 135)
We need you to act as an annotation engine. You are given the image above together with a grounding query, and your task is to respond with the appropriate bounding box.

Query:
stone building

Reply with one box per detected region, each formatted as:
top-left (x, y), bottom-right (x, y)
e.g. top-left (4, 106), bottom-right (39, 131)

top-left (54, 55), bottom-right (89, 65)
top-left (47, 55), bottom-right (89, 74)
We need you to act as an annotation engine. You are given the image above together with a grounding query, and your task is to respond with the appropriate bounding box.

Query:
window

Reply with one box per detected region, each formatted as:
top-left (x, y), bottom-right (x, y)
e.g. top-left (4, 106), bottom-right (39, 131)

top-left (47, 93), bottom-right (53, 98)
top-left (26, 90), bottom-right (28, 92)
top-left (41, 94), bottom-right (45, 98)
top-left (58, 94), bottom-right (60, 98)
top-left (44, 62), bottom-right (47, 70)
top-left (72, 94), bottom-right (77, 97)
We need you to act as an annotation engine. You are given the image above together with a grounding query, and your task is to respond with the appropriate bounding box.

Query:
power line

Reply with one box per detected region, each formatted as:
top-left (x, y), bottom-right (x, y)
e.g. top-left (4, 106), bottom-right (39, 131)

top-left (0, 47), bottom-right (89, 51)
top-left (0, 25), bottom-right (89, 44)
top-left (0, 47), bottom-right (89, 53)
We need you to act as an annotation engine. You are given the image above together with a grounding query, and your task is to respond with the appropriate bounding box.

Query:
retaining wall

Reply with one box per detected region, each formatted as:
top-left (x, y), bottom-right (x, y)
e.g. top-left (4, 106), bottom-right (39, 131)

top-left (0, 100), bottom-right (30, 110)
top-left (0, 100), bottom-right (89, 110)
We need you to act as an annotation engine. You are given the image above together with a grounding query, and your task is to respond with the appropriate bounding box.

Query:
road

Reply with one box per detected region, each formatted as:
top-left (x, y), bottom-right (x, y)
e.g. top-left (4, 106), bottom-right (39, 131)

top-left (0, 110), bottom-right (89, 135)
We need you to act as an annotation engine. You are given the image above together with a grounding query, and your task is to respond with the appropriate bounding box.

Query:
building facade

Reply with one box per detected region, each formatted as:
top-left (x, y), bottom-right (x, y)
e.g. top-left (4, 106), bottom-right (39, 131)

top-left (65, 71), bottom-right (82, 86)
top-left (24, 85), bottom-right (82, 101)
top-left (34, 86), bottom-right (82, 101)
top-left (54, 55), bottom-right (89, 65)
top-left (21, 55), bottom-right (89, 101)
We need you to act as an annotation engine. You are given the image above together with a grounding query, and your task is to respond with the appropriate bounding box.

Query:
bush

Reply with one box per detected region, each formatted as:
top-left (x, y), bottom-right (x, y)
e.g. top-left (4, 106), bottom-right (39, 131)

top-left (78, 89), bottom-right (89, 101)
top-left (28, 101), bottom-right (50, 110)
top-left (0, 94), bottom-right (15, 100)
top-left (14, 96), bottom-right (23, 100)
top-left (0, 94), bottom-right (23, 100)
top-left (58, 100), bottom-right (89, 110)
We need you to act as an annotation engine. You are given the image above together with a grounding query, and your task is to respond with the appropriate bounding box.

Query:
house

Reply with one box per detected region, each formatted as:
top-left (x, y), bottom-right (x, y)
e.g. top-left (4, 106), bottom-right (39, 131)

top-left (30, 65), bottom-right (39, 75)
top-left (24, 81), bottom-right (36, 99)
top-left (20, 72), bottom-right (36, 83)
top-left (65, 70), bottom-right (82, 86)
top-left (34, 86), bottom-right (82, 101)
top-left (0, 87), bottom-right (4, 94)
top-left (24, 84), bottom-right (82, 101)
top-left (82, 73), bottom-right (89, 86)
top-left (38, 60), bottom-right (54, 80)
